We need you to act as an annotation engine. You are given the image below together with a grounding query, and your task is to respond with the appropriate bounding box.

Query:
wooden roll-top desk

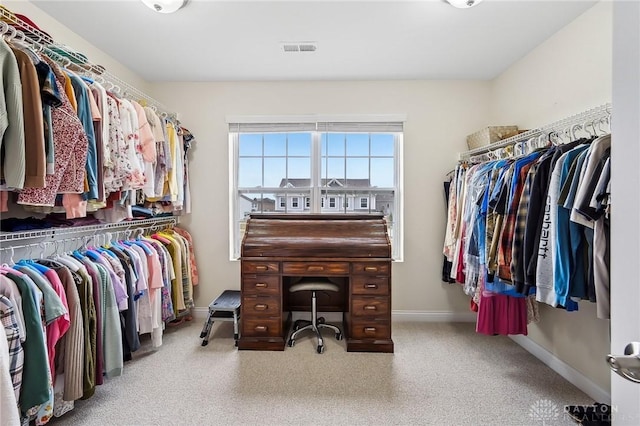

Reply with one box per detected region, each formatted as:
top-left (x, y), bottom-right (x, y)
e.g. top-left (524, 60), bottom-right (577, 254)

top-left (238, 213), bottom-right (394, 353)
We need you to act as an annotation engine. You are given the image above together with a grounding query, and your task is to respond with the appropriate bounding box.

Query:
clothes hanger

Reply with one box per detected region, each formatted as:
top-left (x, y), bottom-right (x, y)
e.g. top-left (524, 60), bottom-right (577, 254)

top-left (4, 25), bottom-right (17, 42)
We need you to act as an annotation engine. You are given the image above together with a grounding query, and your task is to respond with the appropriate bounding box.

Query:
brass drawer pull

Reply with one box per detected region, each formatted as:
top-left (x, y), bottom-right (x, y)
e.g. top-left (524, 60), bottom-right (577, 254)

top-left (255, 325), bottom-right (268, 332)
top-left (307, 265), bottom-right (324, 271)
top-left (364, 266), bottom-right (378, 272)
top-left (365, 284), bottom-right (378, 289)
top-left (254, 304), bottom-right (268, 311)
top-left (363, 305), bottom-right (377, 311)
top-left (255, 282), bottom-right (268, 288)
top-left (364, 327), bottom-right (377, 334)
top-left (255, 265), bottom-right (268, 271)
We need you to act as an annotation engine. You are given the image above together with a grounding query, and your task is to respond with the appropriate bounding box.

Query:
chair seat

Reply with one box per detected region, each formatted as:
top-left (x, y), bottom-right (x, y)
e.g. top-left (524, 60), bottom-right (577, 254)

top-left (290, 281), bottom-right (339, 293)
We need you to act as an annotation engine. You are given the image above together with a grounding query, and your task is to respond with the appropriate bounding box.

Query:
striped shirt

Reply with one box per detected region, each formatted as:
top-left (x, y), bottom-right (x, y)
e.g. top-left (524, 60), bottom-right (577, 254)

top-left (0, 295), bottom-right (24, 402)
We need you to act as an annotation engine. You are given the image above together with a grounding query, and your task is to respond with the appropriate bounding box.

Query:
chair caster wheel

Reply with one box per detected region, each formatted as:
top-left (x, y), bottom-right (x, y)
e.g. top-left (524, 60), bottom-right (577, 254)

top-left (199, 331), bottom-right (207, 338)
top-left (288, 339), bottom-right (295, 347)
top-left (201, 340), bottom-right (209, 347)
top-left (235, 340), bottom-right (238, 347)
top-left (317, 317), bottom-right (325, 324)
top-left (336, 332), bottom-right (343, 341)
top-left (317, 345), bottom-right (324, 354)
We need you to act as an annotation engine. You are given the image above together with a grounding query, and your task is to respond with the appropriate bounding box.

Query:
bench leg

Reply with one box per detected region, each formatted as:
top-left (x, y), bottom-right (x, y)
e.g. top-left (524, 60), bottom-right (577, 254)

top-left (201, 311), bottom-right (216, 346)
top-left (233, 310), bottom-right (240, 346)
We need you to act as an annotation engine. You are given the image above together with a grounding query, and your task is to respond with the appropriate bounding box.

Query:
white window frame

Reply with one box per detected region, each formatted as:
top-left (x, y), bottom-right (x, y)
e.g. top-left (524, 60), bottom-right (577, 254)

top-left (228, 115), bottom-right (405, 262)
top-left (360, 197), bottom-right (368, 209)
top-left (292, 197), bottom-right (299, 208)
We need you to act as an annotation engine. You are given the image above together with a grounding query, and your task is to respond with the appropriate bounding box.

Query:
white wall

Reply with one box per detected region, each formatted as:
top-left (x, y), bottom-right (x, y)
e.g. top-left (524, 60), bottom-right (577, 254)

top-left (490, 1), bottom-right (613, 396)
top-left (151, 80), bottom-right (491, 315)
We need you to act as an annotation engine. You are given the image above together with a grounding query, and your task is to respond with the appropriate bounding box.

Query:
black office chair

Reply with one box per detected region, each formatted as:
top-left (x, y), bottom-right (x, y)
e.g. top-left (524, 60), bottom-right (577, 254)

top-left (287, 278), bottom-right (343, 354)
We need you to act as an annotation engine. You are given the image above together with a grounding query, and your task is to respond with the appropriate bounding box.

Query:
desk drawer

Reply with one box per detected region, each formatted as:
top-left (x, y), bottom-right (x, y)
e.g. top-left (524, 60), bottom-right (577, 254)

top-left (242, 275), bottom-right (280, 295)
top-left (351, 262), bottom-right (390, 275)
top-left (242, 296), bottom-right (280, 316)
top-left (351, 296), bottom-right (390, 317)
top-left (351, 276), bottom-right (389, 296)
top-left (242, 261), bottom-right (280, 274)
top-left (283, 262), bottom-right (349, 276)
top-left (241, 317), bottom-right (282, 337)
top-left (350, 319), bottom-right (391, 339)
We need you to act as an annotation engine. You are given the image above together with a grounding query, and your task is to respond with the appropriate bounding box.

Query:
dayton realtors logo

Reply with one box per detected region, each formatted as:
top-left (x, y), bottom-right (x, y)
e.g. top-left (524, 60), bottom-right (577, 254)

top-left (528, 399), bottom-right (560, 425)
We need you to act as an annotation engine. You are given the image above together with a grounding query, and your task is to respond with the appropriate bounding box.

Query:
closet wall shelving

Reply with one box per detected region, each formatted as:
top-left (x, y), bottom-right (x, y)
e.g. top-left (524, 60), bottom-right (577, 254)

top-left (459, 103), bottom-right (612, 161)
top-left (0, 217), bottom-right (178, 244)
top-left (0, 217), bottom-right (179, 262)
top-left (0, 6), bottom-right (176, 119)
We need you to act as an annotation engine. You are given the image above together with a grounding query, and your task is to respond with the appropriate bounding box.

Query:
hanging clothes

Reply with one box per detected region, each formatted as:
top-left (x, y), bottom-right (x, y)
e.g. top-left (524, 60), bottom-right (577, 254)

top-left (1, 29), bottom-right (195, 220)
top-left (0, 221), bottom-right (196, 422)
top-left (443, 128), bottom-right (612, 335)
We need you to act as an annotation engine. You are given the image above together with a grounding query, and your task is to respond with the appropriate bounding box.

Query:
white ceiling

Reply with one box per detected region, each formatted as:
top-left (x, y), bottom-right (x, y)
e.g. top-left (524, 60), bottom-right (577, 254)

top-left (30, 0), bottom-right (598, 82)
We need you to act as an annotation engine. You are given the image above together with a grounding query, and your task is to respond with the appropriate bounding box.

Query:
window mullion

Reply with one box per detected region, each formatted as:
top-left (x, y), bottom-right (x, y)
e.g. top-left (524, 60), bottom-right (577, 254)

top-left (311, 131), bottom-right (321, 213)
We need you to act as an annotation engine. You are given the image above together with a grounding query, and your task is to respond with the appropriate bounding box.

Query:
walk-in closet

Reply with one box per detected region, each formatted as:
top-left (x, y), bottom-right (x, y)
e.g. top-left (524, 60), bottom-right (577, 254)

top-left (1, 1), bottom-right (638, 425)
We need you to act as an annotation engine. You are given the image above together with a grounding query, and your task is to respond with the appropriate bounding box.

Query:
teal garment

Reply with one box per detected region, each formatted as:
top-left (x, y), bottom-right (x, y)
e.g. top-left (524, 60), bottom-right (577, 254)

top-left (66, 71), bottom-right (98, 200)
top-left (554, 145), bottom-right (590, 310)
top-left (15, 263), bottom-right (66, 325)
top-left (34, 60), bottom-right (61, 175)
top-left (94, 263), bottom-right (123, 378)
top-left (4, 272), bottom-right (50, 414)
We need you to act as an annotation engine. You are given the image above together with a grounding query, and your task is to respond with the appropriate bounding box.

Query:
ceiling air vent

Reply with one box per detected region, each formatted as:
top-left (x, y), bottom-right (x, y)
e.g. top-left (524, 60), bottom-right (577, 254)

top-left (281, 42), bottom-right (318, 53)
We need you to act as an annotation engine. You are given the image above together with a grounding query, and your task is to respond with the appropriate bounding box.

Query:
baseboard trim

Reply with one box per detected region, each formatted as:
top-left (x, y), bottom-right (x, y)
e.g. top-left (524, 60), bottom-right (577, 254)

top-left (391, 310), bottom-right (477, 322)
top-left (192, 307), bottom-right (209, 320)
top-left (509, 334), bottom-right (611, 404)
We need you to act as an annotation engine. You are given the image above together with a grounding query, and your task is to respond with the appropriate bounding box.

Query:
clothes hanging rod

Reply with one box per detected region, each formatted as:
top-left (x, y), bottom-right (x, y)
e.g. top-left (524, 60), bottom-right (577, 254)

top-left (458, 103), bottom-right (612, 161)
top-left (0, 7), bottom-right (177, 119)
top-left (0, 217), bottom-right (178, 245)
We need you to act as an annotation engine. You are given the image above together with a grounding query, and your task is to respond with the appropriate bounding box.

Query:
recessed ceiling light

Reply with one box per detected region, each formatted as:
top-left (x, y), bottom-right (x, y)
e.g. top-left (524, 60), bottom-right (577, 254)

top-left (141, 0), bottom-right (187, 14)
top-left (446, 0), bottom-right (484, 9)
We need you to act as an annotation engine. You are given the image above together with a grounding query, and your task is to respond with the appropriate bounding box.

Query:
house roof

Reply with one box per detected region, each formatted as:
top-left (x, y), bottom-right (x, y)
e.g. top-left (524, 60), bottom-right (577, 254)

top-left (240, 194), bottom-right (275, 203)
top-left (279, 178), bottom-right (371, 188)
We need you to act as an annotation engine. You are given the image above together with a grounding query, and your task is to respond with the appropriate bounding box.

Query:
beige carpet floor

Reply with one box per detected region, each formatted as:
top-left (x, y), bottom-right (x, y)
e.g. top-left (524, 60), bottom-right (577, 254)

top-left (49, 320), bottom-right (593, 426)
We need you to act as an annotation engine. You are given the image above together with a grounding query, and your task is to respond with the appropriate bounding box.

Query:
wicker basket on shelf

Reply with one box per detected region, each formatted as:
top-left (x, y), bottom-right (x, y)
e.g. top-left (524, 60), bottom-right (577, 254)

top-left (466, 126), bottom-right (519, 150)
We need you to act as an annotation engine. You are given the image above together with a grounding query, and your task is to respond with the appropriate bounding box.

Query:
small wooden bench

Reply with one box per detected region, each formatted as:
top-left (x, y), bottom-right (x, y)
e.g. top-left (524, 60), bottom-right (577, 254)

top-left (199, 290), bottom-right (241, 347)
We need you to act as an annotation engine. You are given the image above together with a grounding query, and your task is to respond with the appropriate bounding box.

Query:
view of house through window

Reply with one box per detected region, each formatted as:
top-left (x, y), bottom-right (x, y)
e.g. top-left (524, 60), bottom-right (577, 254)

top-left (230, 120), bottom-right (403, 260)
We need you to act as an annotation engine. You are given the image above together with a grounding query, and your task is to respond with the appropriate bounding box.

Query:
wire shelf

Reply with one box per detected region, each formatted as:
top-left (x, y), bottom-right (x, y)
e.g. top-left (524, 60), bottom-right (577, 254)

top-left (0, 217), bottom-right (178, 246)
top-left (458, 103), bottom-right (612, 161)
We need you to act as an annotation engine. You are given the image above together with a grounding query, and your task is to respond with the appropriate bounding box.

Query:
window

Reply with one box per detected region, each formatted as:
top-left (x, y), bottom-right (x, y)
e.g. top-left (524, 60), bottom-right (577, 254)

top-left (229, 117), bottom-right (404, 260)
